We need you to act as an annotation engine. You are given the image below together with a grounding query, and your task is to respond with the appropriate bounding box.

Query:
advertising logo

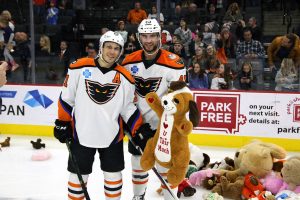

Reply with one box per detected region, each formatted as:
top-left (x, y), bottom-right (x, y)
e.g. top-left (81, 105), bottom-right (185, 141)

top-left (293, 104), bottom-right (300, 122)
top-left (194, 92), bottom-right (245, 134)
top-left (23, 90), bottom-right (53, 109)
top-left (0, 90), bottom-right (17, 98)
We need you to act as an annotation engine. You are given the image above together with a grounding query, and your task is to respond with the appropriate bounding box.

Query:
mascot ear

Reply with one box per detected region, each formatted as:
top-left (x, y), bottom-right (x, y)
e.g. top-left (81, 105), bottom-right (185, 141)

top-left (189, 100), bottom-right (199, 127)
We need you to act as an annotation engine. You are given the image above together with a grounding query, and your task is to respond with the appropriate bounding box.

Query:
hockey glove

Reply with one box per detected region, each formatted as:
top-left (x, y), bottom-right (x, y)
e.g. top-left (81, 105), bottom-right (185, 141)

top-left (129, 123), bottom-right (155, 155)
top-left (54, 119), bottom-right (73, 143)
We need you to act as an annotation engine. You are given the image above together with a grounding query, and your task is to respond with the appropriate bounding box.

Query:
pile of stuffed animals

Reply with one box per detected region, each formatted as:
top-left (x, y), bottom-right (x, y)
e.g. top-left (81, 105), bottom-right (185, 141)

top-left (182, 141), bottom-right (300, 200)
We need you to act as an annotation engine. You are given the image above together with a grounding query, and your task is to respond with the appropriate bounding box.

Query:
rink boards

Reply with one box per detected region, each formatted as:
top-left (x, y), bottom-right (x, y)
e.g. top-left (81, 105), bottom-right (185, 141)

top-left (1, 85), bottom-right (300, 151)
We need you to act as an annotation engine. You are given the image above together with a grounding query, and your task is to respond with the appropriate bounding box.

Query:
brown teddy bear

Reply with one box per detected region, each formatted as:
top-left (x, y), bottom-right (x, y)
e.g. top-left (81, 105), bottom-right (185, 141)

top-left (222, 140), bottom-right (287, 182)
top-left (211, 176), bottom-right (244, 200)
top-left (279, 156), bottom-right (300, 193)
top-left (140, 81), bottom-right (199, 186)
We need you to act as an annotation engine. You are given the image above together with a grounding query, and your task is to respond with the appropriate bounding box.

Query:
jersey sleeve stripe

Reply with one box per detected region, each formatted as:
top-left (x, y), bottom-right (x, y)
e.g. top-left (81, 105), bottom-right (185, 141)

top-left (115, 65), bottom-right (135, 84)
top-left (58, 94), bottom-right (72, 121)
top-left (127, 109), bottom-right (143, 137)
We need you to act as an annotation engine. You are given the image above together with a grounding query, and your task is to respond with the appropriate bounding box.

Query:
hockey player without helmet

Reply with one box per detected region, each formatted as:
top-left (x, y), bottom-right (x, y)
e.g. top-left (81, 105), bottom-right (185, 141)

top-left (138, 19), bottom-right (161, 34)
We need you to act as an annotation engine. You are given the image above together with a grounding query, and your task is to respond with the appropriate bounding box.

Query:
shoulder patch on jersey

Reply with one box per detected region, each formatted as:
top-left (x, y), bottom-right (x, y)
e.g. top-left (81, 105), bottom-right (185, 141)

top-left (121, 50), bottom-right (143, 66)
top-left (114, 65), bottom-right (135, 84)
top-left (156, 49), bottom-right (185, 69)
top-left (69, 58), bottom-right (96, 69)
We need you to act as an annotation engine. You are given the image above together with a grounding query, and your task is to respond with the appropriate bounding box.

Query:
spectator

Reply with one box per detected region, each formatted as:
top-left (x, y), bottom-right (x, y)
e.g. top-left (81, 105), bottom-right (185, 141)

top-left (248, 17), bottom-right (262, 42)
top-left (169, 40), bottom-right (187, 61)
top-left (1, 10), bottom-right (15, 31)
top-left (115, 20), bottom-right (128, 43)
top-left (59, 40), bottom-right (70, 76)
top-left (0, 61), bottom-right (7, 88)
top-left (236, 27), bottom-right (265, 59)
top-left (33, 0), bottom-right (46, 23)
top-left (190, 47), bottom-right (208, 70)
top-left (188, 62), bottom-right (209, 89)
top-left (184, 3), bottom-right (201, 25)
top-left (14, 32), bottom-right (31, 82)
top-left (275, 58), bottom-right (298, 91)
top-left (127, 1), bottom-right (147, 25)
top-left (267, 33), bottom-right (300, 69)
top-left (238, 61), bottom-right (253, 90)
top-left (123, 32), bottom-right (140, 57)
top-left (223, 2), bottom-right (243, 23)
top-left (210, 63), bottom-right (228, 89)
top-left (46, 0), bottom-right (59, 25)
top-left (174, 18), bottom-right (192, 57)
top-left (168, 4), bottom-right (185, 25)
top-left (148, 5), bottom-right (164, 22)
top-left (189, 32), bottom-right (207, 57)
top-left (206, 3), bottom-right (220, 24)
top-left (203, 22), bottom-right (217, 46)
top-left (0, 16), bottom-right (18, 71)
top-left (215, 27), bottom-right (236, 58)
top-left (160, 21), bottom-right (172, 49)
top-left (36, 35), bottom-right (51, 56)
top-left (85, 43), bottom-right (98, 58)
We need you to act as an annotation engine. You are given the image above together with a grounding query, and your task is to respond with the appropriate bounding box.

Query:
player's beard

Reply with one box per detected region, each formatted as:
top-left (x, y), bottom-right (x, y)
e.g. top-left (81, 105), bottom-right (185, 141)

top-left (143, 43), bottom-right (159, 55)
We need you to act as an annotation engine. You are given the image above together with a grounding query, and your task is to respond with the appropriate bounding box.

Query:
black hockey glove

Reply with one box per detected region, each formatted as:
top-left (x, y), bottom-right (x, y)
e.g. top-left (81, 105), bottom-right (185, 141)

top-left (54, 119), bottom-right (73, 143)
top-left (129, 123), bottom-right (155, 155)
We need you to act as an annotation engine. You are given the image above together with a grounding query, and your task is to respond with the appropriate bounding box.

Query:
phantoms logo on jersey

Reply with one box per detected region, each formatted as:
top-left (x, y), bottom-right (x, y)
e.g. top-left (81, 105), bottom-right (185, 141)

top-left (85, 80), bottom-right (119, 104)
top-left (133, 76), bottom-right (162, 98)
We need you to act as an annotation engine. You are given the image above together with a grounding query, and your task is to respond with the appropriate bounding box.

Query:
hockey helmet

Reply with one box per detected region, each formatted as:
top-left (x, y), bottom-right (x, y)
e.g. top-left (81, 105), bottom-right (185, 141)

top-left (99, 31), bottom-right (124, 61)
top-left (138, 19), bottom-right (161, 34)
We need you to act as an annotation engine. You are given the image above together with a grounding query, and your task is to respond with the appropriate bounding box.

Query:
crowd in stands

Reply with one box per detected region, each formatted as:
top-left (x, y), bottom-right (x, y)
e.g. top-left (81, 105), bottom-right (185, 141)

top-left (0, 0), bottom-right (300, 91)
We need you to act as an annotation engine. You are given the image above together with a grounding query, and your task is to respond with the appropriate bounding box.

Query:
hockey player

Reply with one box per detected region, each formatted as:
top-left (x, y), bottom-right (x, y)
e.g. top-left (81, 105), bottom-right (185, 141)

top-left (122, 19), bottom-right (186, 200)
top-left (53, 31), bottom-right (143, 200)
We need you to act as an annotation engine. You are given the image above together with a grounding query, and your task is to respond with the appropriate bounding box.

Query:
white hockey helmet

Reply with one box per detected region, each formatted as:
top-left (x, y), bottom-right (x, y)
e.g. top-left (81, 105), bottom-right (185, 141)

top-left (137, 19), bottom-right (162, 56)
top-left (99, 31), bottom-right (124, 61)
top-left (138, 19), bottom-right (161, 34)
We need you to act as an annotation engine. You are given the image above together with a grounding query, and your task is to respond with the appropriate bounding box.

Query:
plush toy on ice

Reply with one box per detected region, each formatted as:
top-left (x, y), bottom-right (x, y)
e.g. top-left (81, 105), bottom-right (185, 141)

top-left (140, 81), bottom-right (199, 186)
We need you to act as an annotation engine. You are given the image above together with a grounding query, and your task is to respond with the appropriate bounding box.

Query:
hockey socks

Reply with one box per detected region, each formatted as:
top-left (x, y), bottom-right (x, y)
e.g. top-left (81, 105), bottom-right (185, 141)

top-left (103, 171), bottom-right (122, 200)
top-left (157, 164), bottom-right (177, 200)
top-left (68, 173), bottom-right (89, 200)
top-left (131, 155), bottom-right (148, 196)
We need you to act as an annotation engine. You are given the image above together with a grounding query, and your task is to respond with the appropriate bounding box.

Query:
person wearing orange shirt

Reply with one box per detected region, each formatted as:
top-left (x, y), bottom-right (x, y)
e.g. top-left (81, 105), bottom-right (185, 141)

top-left (127, 1), bottom-right (147, 25)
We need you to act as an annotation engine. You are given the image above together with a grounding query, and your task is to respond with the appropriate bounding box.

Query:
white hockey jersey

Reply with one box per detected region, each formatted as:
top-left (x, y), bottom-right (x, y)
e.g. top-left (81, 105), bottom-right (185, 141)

top-left (122, 49), bottom-right (186, 130)
top-left (58, 57), bottom-right (143, 148)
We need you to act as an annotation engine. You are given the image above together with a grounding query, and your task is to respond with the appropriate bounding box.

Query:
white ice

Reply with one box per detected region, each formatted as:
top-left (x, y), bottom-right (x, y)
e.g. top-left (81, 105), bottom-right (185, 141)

top-left (0, 135), bottom-right (298, 200)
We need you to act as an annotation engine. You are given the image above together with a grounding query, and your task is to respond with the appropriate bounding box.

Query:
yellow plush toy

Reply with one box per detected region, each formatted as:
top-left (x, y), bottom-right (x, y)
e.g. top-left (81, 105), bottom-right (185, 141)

top-left (140, 81), bottom-right (199, 186)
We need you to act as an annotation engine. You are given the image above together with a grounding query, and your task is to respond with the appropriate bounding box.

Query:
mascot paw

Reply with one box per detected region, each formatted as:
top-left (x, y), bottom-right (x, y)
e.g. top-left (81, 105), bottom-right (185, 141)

top-left (140, 158), bottom-right (155, 171)
top-left (168, 170), bottom-right (184, 186)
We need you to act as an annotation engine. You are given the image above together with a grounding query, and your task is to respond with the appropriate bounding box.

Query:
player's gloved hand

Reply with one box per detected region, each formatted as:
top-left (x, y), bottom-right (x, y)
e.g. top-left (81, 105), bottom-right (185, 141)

top-left (132, 123), bottom-right (155, 149)
top-left (54, 119), bottom-right (73, 143)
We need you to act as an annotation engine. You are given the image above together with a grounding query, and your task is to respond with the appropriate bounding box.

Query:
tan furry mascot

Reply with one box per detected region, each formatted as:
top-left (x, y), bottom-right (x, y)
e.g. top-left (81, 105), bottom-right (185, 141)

top-left (140, 81), bottom-right (199, 187)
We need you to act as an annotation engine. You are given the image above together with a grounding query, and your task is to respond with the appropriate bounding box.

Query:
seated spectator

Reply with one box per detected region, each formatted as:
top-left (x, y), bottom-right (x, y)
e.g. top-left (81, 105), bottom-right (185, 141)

top-left (127, 1), bottom-right (147, 25)
top-left (248, 17), bottom-right (262, 42)
top-left (215, 27), bottom-right (236, 59)
top-left (275, 58), bottom-right (298, 91)
top-left (223, 2), bottom-right (243, 23)
top-left (206, 45), bottom-right (220, 73)
top-left (236, 27), bottom-right (265, 59)
top-left (46, 0), bottom-right (59, 25)
top-left (85, 43), bottom-right (98, 58)
top-left (189, 32), bottom-right (207, 57)
top-left (188, 62), bottom-right (209, 89)
top-left (160, 21), bottom-right (172, 49)
top-left (206, 3), bottom-right (220, 24)
top-left (1, 10), bottom-right (15, 31)
top-left (189, 47), bottom-right (208, 70)
top-left (169, 40), bottom-right (187, 61)
top-left (168, 4), bottom-right (185, 26)
top-left (59, 40), bottom-right (70, 76)
top-left (174, 18), bottom-right (192, 57)
top-left (184, 3), bottom-right (201, 25)
top-left (211, 63), bottom-right (228, 90)
top-left (238, 61), bottom-right (253, 90)
top-left (36, 35), bottom-right (51, 56)
top-left (267, 33), bottom-right (300, 69)
top-left (115, 20), bottom-right (128, 43)
top-left (203, 22), bottom-right (217, 46)
top-left (123, 32), bottom-right (140, 57)
top-left (148, 5), bottom-right (164, 22)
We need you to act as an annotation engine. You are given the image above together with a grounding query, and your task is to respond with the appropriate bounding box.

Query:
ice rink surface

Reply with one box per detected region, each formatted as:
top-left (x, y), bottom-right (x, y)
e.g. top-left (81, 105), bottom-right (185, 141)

top-left (0, 135), bottom-right (299, 200)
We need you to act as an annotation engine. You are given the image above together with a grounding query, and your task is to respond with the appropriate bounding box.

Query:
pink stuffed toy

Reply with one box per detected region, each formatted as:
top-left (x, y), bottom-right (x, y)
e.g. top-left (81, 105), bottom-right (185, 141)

top-left (261, 172), bottom-right (284, 195)
top-left (31, 149), bottom-right (51, 161)
top-left (189, 168), bottom-right (220, 186)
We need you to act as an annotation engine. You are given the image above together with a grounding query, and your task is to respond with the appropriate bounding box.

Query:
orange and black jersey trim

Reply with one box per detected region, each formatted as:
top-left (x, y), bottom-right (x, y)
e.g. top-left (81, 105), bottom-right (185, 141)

top-left (69, 57), bottom-right (135, 84)
top-left (122, 49), bottom-right (185, 70)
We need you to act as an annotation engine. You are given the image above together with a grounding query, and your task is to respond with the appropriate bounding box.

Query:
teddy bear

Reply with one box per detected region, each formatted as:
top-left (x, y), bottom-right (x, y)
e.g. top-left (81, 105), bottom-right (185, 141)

top-left (203, 192), bottom-right (224, 200)
top-left (31, 138), bottom-right (46, 149)
top-left (140, 81), bottom-right (199, 186)
top-left (222, 140), bottom-right (287, 182)
top-left (279, 156), bottom-right (300, 193)
top-left (0, 137), bottom-right (10, 147)
top-left (189, 168), bottom-right (220, 186)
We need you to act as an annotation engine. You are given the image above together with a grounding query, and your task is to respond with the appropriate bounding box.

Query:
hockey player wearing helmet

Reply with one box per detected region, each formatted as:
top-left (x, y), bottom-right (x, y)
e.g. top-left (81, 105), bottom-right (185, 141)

top-left (122, 19), bottom-right (187, 200)
top-left (54, 31), bottom-right (144, 200)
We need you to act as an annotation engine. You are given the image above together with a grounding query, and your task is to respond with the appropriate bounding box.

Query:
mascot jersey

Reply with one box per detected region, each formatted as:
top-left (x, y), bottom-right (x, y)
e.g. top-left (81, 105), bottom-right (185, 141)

top-left (58, 57), bottom-right (142, 148)
top-left (122, 49), bottom-right (186, 130)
